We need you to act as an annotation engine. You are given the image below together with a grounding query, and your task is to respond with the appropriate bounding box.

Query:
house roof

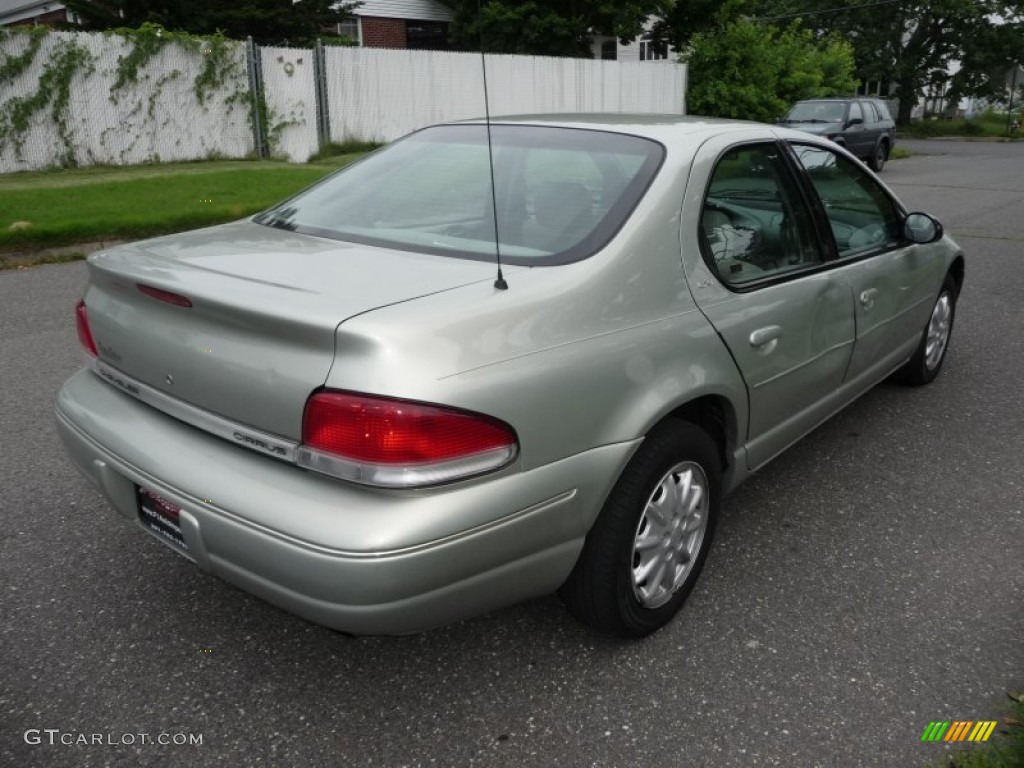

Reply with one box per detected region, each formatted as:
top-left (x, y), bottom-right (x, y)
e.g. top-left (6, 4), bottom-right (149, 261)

top-left (348, 0), bottom-right (454, 23)
top-left (0, 0), bottom-right (63, 24)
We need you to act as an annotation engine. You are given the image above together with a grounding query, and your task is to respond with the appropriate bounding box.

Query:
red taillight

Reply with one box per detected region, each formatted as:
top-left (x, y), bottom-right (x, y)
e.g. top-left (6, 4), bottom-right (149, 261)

top-left (298, 391), bottom-right (517, 486)
top-left (137, 283), bottom-right (192, 307)
top-left (303, 391), bottom-right (515, 463)
top-left (75, 299), bottom-right (98, 357)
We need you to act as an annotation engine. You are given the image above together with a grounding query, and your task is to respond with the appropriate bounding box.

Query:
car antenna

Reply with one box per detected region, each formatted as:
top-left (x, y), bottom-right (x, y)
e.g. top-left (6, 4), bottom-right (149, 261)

top-left (478, 0), bottom-right (508, 290)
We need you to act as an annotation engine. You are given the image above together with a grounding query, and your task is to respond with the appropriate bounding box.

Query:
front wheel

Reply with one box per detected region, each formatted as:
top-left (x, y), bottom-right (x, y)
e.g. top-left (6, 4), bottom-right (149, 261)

top-left (898, 274), bottom-right (958, 385)
top-left (559, 420), bottom-right (721, 637)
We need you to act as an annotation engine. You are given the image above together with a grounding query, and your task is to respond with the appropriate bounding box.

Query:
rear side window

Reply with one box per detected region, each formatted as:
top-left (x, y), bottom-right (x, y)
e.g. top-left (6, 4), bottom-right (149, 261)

top-left (701, 143), bottom-right (822, 286)
top-left (863, 101), bottom-right (879, 122)
top-left (254, 125), bottom-right (664, 266)
top-left (873, 101), bottom-right (893, 121)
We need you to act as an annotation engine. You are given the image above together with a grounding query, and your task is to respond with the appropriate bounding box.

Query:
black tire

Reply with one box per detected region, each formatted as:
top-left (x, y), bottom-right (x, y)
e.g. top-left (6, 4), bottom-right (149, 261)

top-left (559, 420), bottom-right (721, 638)
top-left (868, 140), bottom-right (888, 172)
top-left (898, 274), bottom-right (958, 386)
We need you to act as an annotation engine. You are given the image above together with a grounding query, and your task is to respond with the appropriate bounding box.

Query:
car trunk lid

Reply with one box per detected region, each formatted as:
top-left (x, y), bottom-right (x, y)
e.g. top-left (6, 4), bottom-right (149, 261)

top-left (83, 220), bottom-right (501, 440)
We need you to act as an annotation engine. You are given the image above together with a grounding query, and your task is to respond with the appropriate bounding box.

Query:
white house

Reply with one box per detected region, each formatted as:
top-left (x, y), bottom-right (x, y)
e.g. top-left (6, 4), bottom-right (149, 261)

top-left (590, 17), bottom-right (675, 62)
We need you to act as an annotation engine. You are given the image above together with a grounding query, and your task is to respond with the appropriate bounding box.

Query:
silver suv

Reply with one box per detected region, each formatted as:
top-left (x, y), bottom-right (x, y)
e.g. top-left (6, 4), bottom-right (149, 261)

top-left (779, 98), bottom-right (896, 171)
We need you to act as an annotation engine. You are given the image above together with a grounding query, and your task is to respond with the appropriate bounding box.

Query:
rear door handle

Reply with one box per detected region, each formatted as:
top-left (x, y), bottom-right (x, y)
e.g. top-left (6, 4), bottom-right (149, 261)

top-left (749, 325), bottom-right (782, 352)
top-left (860, 288), bottom-right (879, 308)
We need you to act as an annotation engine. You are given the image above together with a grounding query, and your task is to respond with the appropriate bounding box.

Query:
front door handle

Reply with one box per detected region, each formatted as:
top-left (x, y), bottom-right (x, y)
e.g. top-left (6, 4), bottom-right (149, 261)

top-left (749, 325), bottom-right (782, 354)
top-left (860, 288), bottom-right (879, 308)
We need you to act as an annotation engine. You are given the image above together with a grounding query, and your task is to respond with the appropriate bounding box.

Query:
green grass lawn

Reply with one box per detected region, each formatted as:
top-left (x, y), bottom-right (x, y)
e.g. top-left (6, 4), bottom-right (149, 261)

top-left (0, 153), bottom-right (366, 251)
top-left (900, 111), bottom-right (1021, 140)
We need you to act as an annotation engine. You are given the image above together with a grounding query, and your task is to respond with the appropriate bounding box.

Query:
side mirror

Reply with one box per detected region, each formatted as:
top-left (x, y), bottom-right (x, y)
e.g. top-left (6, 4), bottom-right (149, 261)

top-left (904, 212), bottom-right (943, 244)
top-left (846, 117), bottom-right (864, 127)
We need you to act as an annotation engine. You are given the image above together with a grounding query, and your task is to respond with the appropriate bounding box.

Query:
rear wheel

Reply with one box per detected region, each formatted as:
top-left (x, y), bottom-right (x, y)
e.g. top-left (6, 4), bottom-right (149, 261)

top-left (898, 274), bottom-right (957, 385)
top-left (559, 420), bottom-right (721, 637)
top-left (868, 140), bottom-right (888, 172)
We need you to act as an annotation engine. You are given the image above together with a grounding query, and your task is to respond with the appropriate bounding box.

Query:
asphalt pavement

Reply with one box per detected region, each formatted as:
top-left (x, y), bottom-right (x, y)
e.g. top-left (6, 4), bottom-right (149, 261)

top-left (1, 139), bottom-right (1022, 768)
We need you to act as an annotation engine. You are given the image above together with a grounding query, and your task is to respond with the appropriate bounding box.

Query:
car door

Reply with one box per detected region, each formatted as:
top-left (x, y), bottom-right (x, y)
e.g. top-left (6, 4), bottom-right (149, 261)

top-left (682, 134), bottom-right (856, 469)
top-left (787, 143), bottom-right (943, 383)
top-left (860, 101), bottom-right (881, 146)
top-left (844, 100), bottom-right (869, 156)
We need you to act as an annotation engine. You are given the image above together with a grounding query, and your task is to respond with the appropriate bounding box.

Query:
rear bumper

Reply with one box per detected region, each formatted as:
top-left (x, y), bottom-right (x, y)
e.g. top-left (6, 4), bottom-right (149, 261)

top-left (55, 369), bottom-right (636, 634)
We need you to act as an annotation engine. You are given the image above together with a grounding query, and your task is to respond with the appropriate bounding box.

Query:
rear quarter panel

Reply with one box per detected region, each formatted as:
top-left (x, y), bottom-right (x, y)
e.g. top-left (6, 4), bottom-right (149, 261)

top-left (324, 150), bottom-right (749, 481)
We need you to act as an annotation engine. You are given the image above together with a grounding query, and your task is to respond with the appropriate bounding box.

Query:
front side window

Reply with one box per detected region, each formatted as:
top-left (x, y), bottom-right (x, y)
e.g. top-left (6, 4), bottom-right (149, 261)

top-left (701, 143), bottom-right (822, 286)
top-left (255, 125), bottom-right (664, 265)
top-left (848, 101), bottom-right (863, 123)
top-left (790, 145), bottom-right (902, 258)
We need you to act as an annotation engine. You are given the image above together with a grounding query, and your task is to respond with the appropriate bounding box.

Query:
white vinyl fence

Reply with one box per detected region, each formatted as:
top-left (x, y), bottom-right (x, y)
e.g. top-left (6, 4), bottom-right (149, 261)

top-left (323, 48), bottom-right (686, 144)
top-left (0, 28), bottom-right (686, 172)
top-left (259, 45), bottom-right (320, 163)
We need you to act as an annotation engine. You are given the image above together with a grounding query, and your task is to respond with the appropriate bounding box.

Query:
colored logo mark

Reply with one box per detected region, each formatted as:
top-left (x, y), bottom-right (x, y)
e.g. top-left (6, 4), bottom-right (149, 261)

top-left (921, 721), bottom-right (998, 742)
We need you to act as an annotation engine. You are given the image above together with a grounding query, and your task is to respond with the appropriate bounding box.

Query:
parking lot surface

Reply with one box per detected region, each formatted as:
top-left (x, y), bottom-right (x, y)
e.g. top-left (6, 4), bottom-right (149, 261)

top-left (1, 139), bottom-right (1022, 767)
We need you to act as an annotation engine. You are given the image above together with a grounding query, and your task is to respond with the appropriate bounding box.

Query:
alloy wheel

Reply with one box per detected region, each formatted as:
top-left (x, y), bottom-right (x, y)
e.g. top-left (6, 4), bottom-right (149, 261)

top-left (925, 292), bottom-right (952, 370)
top-left (630, 461), bottom-right (709, 609)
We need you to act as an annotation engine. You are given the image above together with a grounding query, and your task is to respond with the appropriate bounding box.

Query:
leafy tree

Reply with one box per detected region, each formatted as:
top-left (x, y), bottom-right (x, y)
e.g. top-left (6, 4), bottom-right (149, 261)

top-left (947, 21), bottom-right (1024, 107)
top-left (646, 0), bottom-right (747, 50)
top-left (745, 0), bottom-right (1024, 124)
top-left (684, 19), bottom-right (857, 122)
top-left (438, 0), bottom-right (670, 57)
top-left (62, 0), bottom-right (360, 45)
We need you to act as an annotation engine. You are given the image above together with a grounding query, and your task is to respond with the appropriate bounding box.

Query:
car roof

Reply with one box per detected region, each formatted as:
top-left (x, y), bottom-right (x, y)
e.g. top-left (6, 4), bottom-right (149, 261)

top-left (449, 113), bottom-right (770, 144)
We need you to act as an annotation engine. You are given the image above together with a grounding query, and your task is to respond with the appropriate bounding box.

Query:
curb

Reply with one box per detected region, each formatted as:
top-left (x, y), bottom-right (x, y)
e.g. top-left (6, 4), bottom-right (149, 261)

top-left (0, 239), bottom-right (130, 269)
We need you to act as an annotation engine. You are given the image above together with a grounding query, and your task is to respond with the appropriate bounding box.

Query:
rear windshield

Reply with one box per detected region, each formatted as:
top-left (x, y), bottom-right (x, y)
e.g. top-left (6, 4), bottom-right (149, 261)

top-left (786, 102), bottom-right (846, 123)
top-left (254, 125), bottom-right (664, 265)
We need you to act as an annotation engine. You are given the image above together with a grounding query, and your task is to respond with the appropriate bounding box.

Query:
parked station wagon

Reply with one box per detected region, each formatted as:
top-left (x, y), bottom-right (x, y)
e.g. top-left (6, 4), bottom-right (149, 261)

top-left (56, 115), bottom-right (964, 637)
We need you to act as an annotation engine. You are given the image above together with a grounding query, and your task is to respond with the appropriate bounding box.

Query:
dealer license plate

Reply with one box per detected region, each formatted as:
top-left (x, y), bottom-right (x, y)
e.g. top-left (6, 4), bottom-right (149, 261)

top-left (136, 485), bottom-right (189, 554)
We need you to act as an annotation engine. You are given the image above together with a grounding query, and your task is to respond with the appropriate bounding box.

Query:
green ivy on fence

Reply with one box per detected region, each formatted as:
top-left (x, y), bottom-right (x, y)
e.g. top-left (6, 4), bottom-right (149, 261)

top-left (0, 25), bottom-right (258, 168)
top-left (0, 31), bottom-right (96, 167)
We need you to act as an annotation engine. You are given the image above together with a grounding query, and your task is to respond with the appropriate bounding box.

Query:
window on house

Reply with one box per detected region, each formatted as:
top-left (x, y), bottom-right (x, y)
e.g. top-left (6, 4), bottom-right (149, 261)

top-left (600, 40), bottom-right (617, 60)
top-left (336, 17), bottom-right (359, 42)
top-left (406, 20), bottom-right (449, 50)
top-left (639, 39), bottom-right (667, 61)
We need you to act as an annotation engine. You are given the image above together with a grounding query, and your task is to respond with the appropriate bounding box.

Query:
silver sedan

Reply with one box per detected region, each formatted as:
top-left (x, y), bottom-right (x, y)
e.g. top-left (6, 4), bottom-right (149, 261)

top-left (56, 115), bottom-right (964, 636)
